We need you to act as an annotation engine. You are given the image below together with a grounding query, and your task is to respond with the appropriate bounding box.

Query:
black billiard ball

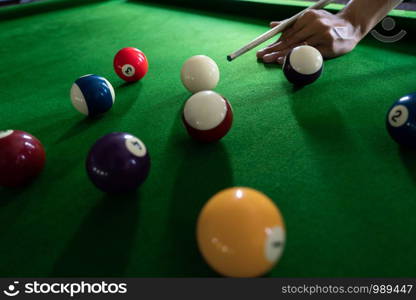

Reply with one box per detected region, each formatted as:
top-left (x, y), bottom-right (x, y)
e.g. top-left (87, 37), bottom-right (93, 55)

top-left (283, 45), bottom-right (323, 86)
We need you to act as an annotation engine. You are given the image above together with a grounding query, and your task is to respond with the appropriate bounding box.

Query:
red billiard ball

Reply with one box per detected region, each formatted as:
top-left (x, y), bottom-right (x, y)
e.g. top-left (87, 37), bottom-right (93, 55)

top-left (113, 47), bottom-right (148, 82)
top-left (182, 91), bottom-right (233, 142)
top-left (0, 130), bottom-right (46, 187)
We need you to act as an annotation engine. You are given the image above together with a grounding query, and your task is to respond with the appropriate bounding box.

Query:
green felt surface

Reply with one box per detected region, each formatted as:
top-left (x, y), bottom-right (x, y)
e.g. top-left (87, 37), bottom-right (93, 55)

top-left (0, 0), bottom-right (416, 277)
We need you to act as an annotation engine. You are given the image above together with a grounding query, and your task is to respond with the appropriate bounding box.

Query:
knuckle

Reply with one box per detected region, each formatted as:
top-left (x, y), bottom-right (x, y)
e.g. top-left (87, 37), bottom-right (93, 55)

top-left (303, 9), bottom-right (327, 21)
top-left (311, 19), bottom-right (323, 28)
top-left (327, 39), bottom-right (336, 50)
top-left (303, 9), bottom-right (319, 17)
top-left (312, 18), bottom-right (330, 30)
top-left (323, 29), bottom-right (335, 41)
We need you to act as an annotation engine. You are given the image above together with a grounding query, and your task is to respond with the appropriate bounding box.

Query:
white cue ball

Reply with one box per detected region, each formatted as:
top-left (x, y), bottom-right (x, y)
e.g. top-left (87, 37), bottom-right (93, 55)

top-left (181, 55), bottom-right (220, 93)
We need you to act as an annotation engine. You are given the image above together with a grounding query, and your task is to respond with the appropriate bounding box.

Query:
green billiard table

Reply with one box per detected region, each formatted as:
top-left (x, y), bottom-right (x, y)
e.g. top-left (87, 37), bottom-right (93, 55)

top-left (1, 0), bottom-right (416, 277)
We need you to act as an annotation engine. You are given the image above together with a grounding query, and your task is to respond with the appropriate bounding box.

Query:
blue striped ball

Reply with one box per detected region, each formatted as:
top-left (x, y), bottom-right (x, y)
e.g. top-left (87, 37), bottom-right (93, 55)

top-left (70, 74), bottom-right (115, 117)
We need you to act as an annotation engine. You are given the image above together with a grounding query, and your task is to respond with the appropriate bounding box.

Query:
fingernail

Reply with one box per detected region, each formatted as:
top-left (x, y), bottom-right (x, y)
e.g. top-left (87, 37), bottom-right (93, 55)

top-left (256, 50), bottom-right (265, 58)
top-left (263, 54), bottom-right (275, 63)
top-left (277, 56), bottom-right (284, 64)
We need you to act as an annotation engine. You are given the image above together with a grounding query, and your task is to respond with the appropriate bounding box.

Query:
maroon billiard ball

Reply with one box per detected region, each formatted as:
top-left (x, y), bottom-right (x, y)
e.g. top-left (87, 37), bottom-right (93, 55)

top-left (0, 130), bottom-right (46, 187)
top-left (113, 47), bottom-right (148, 82)
top-left (182, 91), bottom-right (233, 142)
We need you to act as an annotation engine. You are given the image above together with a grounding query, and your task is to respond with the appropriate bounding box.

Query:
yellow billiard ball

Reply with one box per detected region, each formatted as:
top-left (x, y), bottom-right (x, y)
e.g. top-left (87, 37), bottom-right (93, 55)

top-left (197, 187), bottom-right (285, 277)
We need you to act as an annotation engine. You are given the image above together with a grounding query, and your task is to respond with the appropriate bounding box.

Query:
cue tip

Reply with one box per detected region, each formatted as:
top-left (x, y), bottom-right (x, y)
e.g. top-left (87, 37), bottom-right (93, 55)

top-left (226, 55), bottom-right (233, 62)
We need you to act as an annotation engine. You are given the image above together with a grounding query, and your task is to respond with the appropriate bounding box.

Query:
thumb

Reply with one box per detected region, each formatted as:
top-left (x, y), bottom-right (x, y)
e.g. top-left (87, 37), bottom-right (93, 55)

top-left (269, 21), bottom-right (281, 28)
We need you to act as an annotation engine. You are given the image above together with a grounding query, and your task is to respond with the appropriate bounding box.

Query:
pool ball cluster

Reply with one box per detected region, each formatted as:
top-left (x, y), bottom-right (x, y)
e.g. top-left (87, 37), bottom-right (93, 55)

top-left (1, 43), bottom-right (412, 277)
top-left (70, 48), bottom-right (148, 117)
top-left (1, 47), bottom-right (151, 193)
top-left (0, 46), bottom-right (283, 277)
top-left (69, 47), bottom-right (152, 193)
top-left (181, 55), bottom-right (233, 142)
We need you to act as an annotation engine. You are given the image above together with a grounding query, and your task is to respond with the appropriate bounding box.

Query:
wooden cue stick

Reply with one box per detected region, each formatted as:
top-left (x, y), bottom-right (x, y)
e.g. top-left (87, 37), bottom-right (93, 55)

top-left (227, 0), bottom-right (333, 61)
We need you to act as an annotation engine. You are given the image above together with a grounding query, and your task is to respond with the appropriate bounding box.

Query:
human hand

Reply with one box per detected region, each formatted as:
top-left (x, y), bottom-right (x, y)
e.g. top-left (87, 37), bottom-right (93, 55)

top-left (256, 9), bottom-right (361, 64)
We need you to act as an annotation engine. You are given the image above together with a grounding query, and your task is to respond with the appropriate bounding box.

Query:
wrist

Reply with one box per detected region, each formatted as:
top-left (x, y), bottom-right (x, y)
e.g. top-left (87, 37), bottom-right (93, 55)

top-left (337, 9), bottom-right (366, 42)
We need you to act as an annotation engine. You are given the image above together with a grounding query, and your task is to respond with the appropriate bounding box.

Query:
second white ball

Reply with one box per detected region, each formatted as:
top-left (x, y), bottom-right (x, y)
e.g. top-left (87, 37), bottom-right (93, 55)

top-left (181, 55), bottom-right (220, 93)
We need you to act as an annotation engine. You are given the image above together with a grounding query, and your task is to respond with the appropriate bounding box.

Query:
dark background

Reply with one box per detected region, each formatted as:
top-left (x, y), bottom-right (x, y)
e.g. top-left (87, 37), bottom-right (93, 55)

top-left (1, 0), bottom-right (416, 10)
top-left (319, 0), bottom-right (416, 10)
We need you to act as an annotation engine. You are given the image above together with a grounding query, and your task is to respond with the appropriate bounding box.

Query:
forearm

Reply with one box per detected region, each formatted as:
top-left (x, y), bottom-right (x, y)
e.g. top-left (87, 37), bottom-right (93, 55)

top-left (338, 0), bottom-right (403, 39)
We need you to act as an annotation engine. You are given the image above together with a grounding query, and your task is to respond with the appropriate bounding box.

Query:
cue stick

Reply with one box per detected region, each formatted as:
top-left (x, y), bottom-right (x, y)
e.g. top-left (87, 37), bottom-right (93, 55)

top-left (227, 0), bottom-right (334, 61)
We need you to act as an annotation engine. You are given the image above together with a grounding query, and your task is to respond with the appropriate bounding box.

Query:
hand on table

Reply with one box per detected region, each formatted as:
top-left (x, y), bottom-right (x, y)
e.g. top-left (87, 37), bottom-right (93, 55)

top-left (256, 9), bottom-right (360, 64)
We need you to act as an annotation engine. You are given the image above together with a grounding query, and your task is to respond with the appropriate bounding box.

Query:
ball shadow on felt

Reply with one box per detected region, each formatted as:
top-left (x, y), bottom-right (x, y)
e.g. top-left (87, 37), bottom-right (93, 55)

top-left (51, 192), bottom-right (140, 277)
top-left (54, 116), bottom-right (103, 145)
top-left (164, 109), bottom-right (234, 276)
top-left (288, 86), bottom-right (348, 145)
top-left (114, 81), bottom-right (143, 116)
top-left (398, 145), bottom-right (416, 185)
